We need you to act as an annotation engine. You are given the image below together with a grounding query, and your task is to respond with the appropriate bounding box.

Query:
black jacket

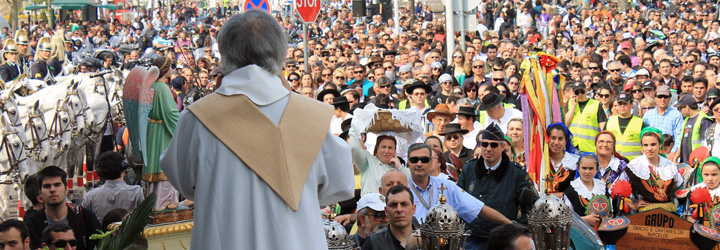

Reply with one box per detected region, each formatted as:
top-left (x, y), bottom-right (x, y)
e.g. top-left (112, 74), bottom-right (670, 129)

top-left (24, 204), bottom-right (101, 250)
top-left (30, 60), bottom-right (48, 80)
top-left (457, 154), bottom-right (535, 241)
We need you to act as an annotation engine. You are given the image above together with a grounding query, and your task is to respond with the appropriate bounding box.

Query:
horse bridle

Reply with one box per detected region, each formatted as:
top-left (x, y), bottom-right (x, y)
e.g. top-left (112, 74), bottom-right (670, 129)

top-left (26, 113), bottom-right (48, 149)
top-left (0, 99), bottom-right (22, 128)
top-left (0, 130), bottom-right (27, 177)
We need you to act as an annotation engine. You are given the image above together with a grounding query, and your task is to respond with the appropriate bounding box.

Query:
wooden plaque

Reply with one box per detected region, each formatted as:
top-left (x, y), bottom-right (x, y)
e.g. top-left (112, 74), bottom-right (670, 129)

top-left (615, 208), bottom-right (698, 250)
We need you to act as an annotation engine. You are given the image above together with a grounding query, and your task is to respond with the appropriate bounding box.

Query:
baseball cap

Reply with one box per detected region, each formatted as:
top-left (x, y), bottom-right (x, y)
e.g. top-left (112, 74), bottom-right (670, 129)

top-left (642, 81), bottom-right (655, 90)
top-left (674, 94), bottom-right (696, 108)
top-left (636, 68), bottom-right (650, 77)
top-left (617, 92), bottom-right (633, 103)
top-left (709, 52), bottom-right (720, 60)
top-left (572, 82), bottom-right (585, 91)
top-left (656, 85), bottom-right (671, 96)
top-left (357, 193), bottom-right (386, 211)
top-left (399, 64), bottom-right (412, 73)
top-left (431, 61), bottom-right (443, 69)
top-left (621, 41), bottom-right (631, 49)
top-left (439, 73), bottom-right (454, 83)
top-left (622, 32), bottom-right (633, 40)
top-left (708, 88), bottom-right (720, 98)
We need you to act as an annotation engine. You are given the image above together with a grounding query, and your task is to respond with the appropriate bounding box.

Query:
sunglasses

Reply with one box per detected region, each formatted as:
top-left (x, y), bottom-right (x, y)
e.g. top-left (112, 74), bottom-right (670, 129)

top-left (442, 81), bottom-right (453, 85)
top-left (385, 66), bottom-right (393, 70)
top-left (632, 89), bottom-right (642, 94)
top-left (609, 69), bottom-right (621, 72)
top-left (480, 141), bottom-right (500, 148)
top-left (409, 156), bottom-right (431, 163)
top-left (597, 94), bottom-right (610, 98)
top-left (599, 50), bottom-right (608, 53)
top-left (432, 68), bottom-right (442, 71)
top-left (354, 71), bottom-right (364, 74)
top-left (588, 67), bottom-right (599, 70)
top-left (447, 134), bottom-right (462, 140)
top-left (473, 65), bottom-right (485, 68)
top-left (322, 74), bottom-right (332, 77)
top-left (656, 95), bottom-right (670, 99)
top-left (574, 89), bottom-right (586, 95)
top-left (492, 78), bottom-right (504, 82)
top-left (453, 91), bottom-right (463, 95)
top-left (380, 85), bottom-right (392, 88)
top-left (583, 79), bottom-right (592, 82)
top-left (335, 76), bottom-right (345, 80)
top-left (467, 89), bottom-right (478, 92)
top-left (642, 107), bottom-right (654, 111)
top-left (686, 60), bottom-right (695, 64)
top-left (52, 239), bottom-right (78, 248)
top-left (367, 211), bottom-right (387, 220)
top-left (289, 78), bottom-right (299, 81)
top-left (453, 54), bottom-right (463, 58)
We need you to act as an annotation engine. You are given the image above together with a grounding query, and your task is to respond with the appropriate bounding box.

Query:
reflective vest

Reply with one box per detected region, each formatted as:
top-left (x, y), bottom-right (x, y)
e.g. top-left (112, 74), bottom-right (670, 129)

top-left (398, 99), bottom-right (430, 110)
top-left (478, 103), bottom-right (516, 123)
top-left (607, 115), bottom-right (643, 161)
top-left (680, 111), bottom-right (711, 155)
top-left (569, 99), bottom-right (602, 153)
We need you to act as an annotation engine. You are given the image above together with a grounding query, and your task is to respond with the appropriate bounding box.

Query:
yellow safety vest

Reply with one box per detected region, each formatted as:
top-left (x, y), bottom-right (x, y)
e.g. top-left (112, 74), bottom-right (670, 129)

top-left (607, 115), bottom-right (643, 161)
top-left (569, 99), bottom-right (602, 153)
top-left (398, 99), bottom-right (430, 110)
top-left (680, 111), bottom-right (711, 155)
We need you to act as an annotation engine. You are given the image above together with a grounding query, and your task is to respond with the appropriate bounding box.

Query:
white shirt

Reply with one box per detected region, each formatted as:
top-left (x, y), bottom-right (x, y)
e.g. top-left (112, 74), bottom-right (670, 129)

top-left (160, 65), bottom-right (355, 249)
top-left (480, 108), bottom-right (523, 134)
top-left (330, 113), bottom-right (352, 135)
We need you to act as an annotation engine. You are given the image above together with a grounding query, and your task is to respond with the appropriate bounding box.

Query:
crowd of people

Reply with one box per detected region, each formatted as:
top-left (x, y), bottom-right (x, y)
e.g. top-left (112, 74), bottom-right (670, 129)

top-left (0, 0), bottom-right (720, 249)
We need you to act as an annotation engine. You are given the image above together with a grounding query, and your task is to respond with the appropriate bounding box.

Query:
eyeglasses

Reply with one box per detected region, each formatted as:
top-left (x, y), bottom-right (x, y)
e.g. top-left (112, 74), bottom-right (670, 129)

top-left (656, 95), bottom-right (670, 99)
top-left (446, 134), bottom-right (462, 140)
top-left (453, 54), bottom-right (463, 58)
top-left (52, 239), bottom-right (78, 248)
top-left (493, 68), bottom-right (503, 71)
top-left (367, 211), bottom-right (387, 220)
top-left (354, 71), bottom-right (364, 74)
top-left (452, 91), bottom-right (463, 95)
top-left (597, 94), bottom-right (610, 98)
top-left (686, 60), bottom-right (695, 64)
top-left (442, 81), bottom-right (453, 85)
top-left (480, 141), bottom-right (500, 148)
top-left (574, 89), bottom-right (586, 95)
top-left (368, 76), bottom-right (376, 80)
top-left (473, 65), bottom-right (484, 69)
top-left (467, 89), bottom-right (478, 92)
top-left (632, 89), bottom-right (642, 94)
top-left (409, 156), bottom-right (431, 163)
top-left (298, 61), bottom-right (305, 64)
top-left (335, 76), bottom-right (345, 80)
top-left (583, 79), bottom-right (592, 82)
top-left (289, 78), bottom-right (299, 81)
top-left (286, 65), bottom-right (298, 68)
top-left (589, 67), bottom-right (599, 70)
top-left (413, 92), bottom-right (427, 96)
top-left (322, 74), bottom-right (332, 77)
top-left (385, 66), bottom-right (393, 70)
top-left (642, 107), bottom-right (654, 111)
top-left (609, 69), bottom-right (621, 72)
top-left (432, 68), bottom-right (442, 71)
top-left (380, 85), bottom-right (392, 88)
top-left (492, 78), bottom-right (504, 82)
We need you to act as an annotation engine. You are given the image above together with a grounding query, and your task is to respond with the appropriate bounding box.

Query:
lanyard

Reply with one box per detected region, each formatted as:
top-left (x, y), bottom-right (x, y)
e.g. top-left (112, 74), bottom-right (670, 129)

top-left (411, 181), bottom-right (433, 210)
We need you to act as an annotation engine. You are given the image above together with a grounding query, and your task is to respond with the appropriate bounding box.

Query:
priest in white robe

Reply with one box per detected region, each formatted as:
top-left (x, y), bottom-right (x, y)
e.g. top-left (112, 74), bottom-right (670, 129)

top-left (159, 10), bottom-right (355, 250)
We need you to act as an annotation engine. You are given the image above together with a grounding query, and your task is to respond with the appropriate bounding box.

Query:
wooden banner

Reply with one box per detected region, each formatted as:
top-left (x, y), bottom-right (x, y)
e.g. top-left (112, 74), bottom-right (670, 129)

top-left (615, 208), bottom-right (698, 250)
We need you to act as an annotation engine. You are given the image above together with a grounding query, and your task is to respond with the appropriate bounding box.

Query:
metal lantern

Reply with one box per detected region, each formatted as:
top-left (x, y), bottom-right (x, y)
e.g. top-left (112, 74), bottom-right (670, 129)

top-left (324, 205), bottom-right (356, 250)
top-left (419, 184), bottom-right (468, 250)
top-left (528, 195), bottom-right (573, 250)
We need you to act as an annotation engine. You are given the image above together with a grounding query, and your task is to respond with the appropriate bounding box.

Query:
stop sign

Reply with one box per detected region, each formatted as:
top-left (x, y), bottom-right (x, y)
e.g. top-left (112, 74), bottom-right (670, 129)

top-left (296, 0), bottom-right (321, 23)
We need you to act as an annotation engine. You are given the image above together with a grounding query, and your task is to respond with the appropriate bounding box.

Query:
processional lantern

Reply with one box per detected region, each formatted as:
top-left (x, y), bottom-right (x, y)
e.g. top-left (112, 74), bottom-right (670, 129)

top-left (419, 184), bottom-right (469, 250)
top-left (528, 195), bottom-right (573, 250)
top-left (323, 204), bottom-right (356, 250)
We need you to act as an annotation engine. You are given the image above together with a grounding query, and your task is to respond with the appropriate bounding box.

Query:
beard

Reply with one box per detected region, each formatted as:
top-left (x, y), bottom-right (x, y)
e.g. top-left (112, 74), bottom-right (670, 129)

top-left (363, 216), bottom-right (389, 236)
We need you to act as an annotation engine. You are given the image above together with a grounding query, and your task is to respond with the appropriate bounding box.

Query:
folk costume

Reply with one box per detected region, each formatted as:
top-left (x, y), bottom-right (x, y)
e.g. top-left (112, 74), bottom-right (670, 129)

top-left (599, 154), bottom-right (629, 190)
top-left (160, 65), bottom-right (355, 249)
top-left (563, 153), bottom-right (607, 216)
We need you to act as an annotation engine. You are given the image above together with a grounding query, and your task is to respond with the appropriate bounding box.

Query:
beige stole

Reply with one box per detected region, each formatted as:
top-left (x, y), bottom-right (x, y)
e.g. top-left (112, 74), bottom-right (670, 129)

top-left (187, 92), bottom-right (333, 211)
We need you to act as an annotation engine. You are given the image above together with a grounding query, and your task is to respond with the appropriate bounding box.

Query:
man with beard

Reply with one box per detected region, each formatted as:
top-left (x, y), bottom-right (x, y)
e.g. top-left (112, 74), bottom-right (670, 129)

top-left (349, 193), bottom-right (390, 247)
top-left (24, 167), bottom-right (101, 250)
top-left (457, 124), bottom-right (535, 250)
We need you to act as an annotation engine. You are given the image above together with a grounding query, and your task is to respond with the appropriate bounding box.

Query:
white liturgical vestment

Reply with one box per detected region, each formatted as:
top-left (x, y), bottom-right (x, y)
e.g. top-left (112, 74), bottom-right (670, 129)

top-left (160, 65), bottom-right (355, 249)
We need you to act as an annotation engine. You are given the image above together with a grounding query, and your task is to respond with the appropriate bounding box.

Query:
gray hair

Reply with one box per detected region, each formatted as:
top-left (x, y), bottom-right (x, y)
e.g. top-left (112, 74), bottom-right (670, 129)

top-left (408, 143), bottom-right (433, 156)
top-left (456, 98), bottom-right (473, 106)
top-left (218, 10), bottom-right (288, 75)
top-left (607, 60), bottom-right (621, 69)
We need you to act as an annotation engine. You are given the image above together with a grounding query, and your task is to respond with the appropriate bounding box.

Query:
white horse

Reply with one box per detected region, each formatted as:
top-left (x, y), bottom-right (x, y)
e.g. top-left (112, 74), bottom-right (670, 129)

top-left (44, 99), bottom-right (74, 168)
top-left (0, 116), bottom-right (29, 219)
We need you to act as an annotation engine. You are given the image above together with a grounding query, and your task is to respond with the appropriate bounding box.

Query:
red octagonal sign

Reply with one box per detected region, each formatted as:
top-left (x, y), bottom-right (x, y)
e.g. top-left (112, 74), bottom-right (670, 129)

top-left (296, 0), bottom-right (321, 23)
